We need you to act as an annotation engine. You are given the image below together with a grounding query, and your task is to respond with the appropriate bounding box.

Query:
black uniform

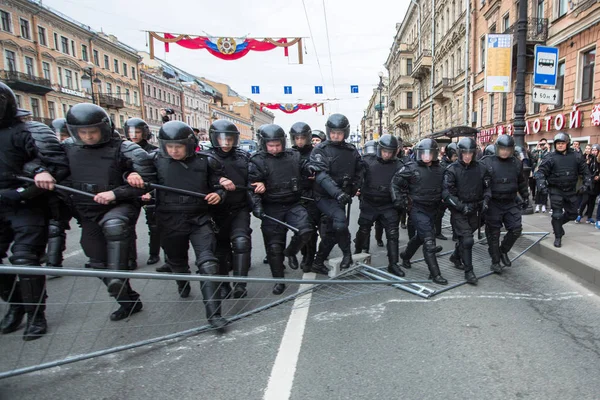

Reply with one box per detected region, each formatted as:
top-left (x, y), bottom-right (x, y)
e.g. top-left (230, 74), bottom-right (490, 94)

top-left (0, 82), bottom-right (70, 340)
top-left (443, 141), bottom-right (491, 283)
top-left (480, 136), bottom-right (529, 272)
top-left (392, 151), bottom-right (447, 284)
top-left (435, 153), bottom-right (454, 240)
top-left (249, 124), bottom-right (313, 294)
top-left (535, 133), bottom-right (591, 247)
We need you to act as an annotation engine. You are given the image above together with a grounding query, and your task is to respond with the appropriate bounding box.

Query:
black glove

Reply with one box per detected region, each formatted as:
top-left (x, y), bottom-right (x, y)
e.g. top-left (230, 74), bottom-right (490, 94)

top-left (252, 206), bottom-right (265, 219)
top-left (521, 197), bottom-right (530, 210)
top-left (481, 200), bottom-right (489, 214)
top-left (462, 203), bottom-right (473, 216)
top-left (307, 165), bottom-right (319, 174)
top-left (577, 185), bottom-right (589, 195)
top-left (393, 199), bottom-right (404, 211)
top-left (336, 192), bottom-right (351, 206)
top-left (0, 189), bottom-right (22, 206)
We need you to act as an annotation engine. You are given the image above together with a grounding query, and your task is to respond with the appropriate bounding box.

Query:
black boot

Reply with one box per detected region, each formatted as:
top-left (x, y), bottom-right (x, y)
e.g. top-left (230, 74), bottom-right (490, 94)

top-left (232, 251), bottom-right (251, 299)
top-left (147, 255), bottom-right (160, 265)
top-left (301, 233), bottom-right (318, 273)
top-left (487, 230), bottom-right (503, 274)
top-left (105, 237), bottom-right (131, 296)
top-left (128, 235), bottom-right (138, 270)
top-left (336, 230), bottom-right (353, 269)
top-left (284, 232), bottom-right (311, 271)
top-left (155, 263), bottom-right (171, 272)
top-left (268, 248), bottom-right (287, 295)
top-left (19, 276), bottom-right (48, 341)
top-left (553, 237), bottom-right (562, 248)
top-left (198, 261), bottom-right (229, 331)
top-left (110, 297), bottom-right (143, 321)
top-left (354, 226), bottom-right (370, 254)
top-left (465, 270), bottom-right (478, 285)
top-left (272, 283), bottom-right (286, 295)
top-left (387, 238), bottom-right (404, 277)
top-left (1, 305), bottom-right (26, 334)
top-left (219, 282), bottom-right (232, 299)
top-left (449, 246), bottom-right (464, 270)
top-left (148, 224), bottom-right (161, 265)
top-left (460, 245), bottom-right (477, 284)
top-left (400, 235), bottom-right (422, 269)
top-left (0, 276), bottom-right (25, 334)
top-left (500, 253), bottom-right (512, 267)
top-left (312, 236), bottom-right (335, 275)
top-left (500, 229), bottom-right (521, 267)
top-left (46, 224), bottom-right (66, 270)
top-left (423, 239), bottom-right (447, 285)
top-left (375, 222), bottom-right (384, 247)
top-left (177, 280), bottom-right (191, 298)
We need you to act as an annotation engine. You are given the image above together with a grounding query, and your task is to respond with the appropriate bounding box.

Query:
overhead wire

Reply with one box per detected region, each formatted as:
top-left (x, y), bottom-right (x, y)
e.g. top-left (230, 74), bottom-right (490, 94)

top-left (321, 0), bottom-right (338, 110)
top-left (301, 0), bottom-right (328, 99)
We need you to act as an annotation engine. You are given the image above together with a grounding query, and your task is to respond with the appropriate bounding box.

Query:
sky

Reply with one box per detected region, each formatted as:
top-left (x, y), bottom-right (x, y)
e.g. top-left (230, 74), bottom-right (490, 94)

top-left (43, 0), bottom-right (410, 138)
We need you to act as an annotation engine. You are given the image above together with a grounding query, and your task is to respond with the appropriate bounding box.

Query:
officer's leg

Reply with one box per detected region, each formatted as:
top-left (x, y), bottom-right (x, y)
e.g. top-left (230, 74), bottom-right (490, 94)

top-left (400, 208), bottom-right (424, 269)
top-left (382, 208), bottom-right (403, 277)
top-left (413, 208), bottom-right (447, 285)
top-left (354, 206), bottom-right (375, 255)
top-left (214, 215), bottom-right (233, 299)
top-left (435, 204), bottom-right (448, 240)
top-left (301, 203), bottom-right (320, 271)
top-left (374, 219), bottom-right (384, 247)
top-left (283, 205), bottom-right (314, 270)
top-left (0, 222), bottom-right (24, 334)
top-left (161, 229), bottom-right (192, 299)
top-left (46, 220), bottom-right (66, 270)
top-left (190, 222), bottom-right (229, 330)
top-left (261, 207), bottom-right (287, 294)
top-left (328, 201), bottom-right (353, 269)
top-left (455, 213), bottom-right (478, 284)
top-left (312, 216), bottom-right (336, 275)
top-left (128, 206), bottom-right (142, 270)
top-left (550, 193), bottom-right (566, 247)
top-left (399, 208), bottom-right (407, 229)
top-left (145, 206), bottom-right (161, 265)
top-left (499, 204), bottom-right (523, 267)
top-left (485, 202), bottom-right (504, 273)
top-left (230, 210), bottom-right (252, 299)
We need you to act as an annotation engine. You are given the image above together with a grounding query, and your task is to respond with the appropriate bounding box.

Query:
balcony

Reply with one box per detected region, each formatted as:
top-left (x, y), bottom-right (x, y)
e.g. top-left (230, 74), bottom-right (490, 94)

top-left (433, 78), bottom-right (455, 100)
top-left (0, 70), bottom-right (53, 95)
top-left (410, 50), bottom-right (432, 80)
top-left (97, 94), bottom-right (124, 109)
top-left (504, 18), bottom-right (548, 44)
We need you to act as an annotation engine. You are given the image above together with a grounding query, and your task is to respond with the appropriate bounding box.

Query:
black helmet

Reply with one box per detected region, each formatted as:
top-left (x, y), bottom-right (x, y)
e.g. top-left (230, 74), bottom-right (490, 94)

top-left (377, 134), bottom-right (399, 160)
top-left (51, 118), bottom-right (68, 135)
top-left (446, 142), bottom-right (459, 159)
top-left (484, 144), bottom-right (496, 156)
top-left (0, 82), bottom-right (30, 126)
top-left (289, 122), bottom-right (312, 148)
top-left (457, 137), bottom-right (477, 163)
top-left (414, 138), bottom-right (439, 163)
top-left (325, 113), bottom-right (350, 142)
top-left (495, 134), bottom-right (515, 159)
top-left (124, 118), bottom-right (150, 141)
top-left (364, 140), bottom-right (377, 155)
top-left (514, 145), bottom-right (529, 162)
top-left (554, 132), bottom-right (570, 147)
top-left (312, 130), bottom-right (326, 142)
top-left (259, 124), bottom-right (286, 152)
top-left (66, 103), bottom-right (112, 146)
top-left (158, 120), bottom-right (198, 158)
top-left (209, 119), bottom-right (240, 150)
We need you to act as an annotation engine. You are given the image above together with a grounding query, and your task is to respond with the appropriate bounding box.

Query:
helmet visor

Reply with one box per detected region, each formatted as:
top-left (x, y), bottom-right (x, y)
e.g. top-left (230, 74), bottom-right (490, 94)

top-left (496, 144), bottom-right (514, 159)
top-left (67, 121), bottom-right (111, 146)
top-left (415, 148), bottom-right (438, 163)
top-left (211, 132), bottom-right (239, 150)
top-left (159, 138), bottom-right (195, 159)
top-left (127, 126), bottom-right (147, 141)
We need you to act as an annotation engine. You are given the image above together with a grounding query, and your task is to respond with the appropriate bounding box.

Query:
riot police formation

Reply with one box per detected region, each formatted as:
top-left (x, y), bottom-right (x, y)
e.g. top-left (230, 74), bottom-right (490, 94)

top-left (289, 122), bottom-right (320, 272)
top-left (123, 118), bottom-right (162, 268)
top-left (249, 124), bottom-right (314, 294)
top-left (355, 134), bottom-right (404, 277)
top-left (309, 114), bottom-right (363, 274)
top-left (206, 120), bottom-right (253, 299)
top-left (480, 135), bottom-right (530, 273)
top-left (127, 120), bottom-right (230, 330)
top-left (443, 137), bottom-right (492, 284)
top-left (392, 139), bottom-right (448, 284)
top-left (0, 82), bottom-right (69, 340)
top-left (534, 132), bottom-right (591, 247)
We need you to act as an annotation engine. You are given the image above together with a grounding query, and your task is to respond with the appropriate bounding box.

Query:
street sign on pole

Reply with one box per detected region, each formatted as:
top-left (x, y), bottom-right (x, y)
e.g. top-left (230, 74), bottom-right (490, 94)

top-left (532, 87), bottom-right (560, 105)
top-left (315, 86), bottom-right (323, 94)
top-left (534, 45), bottom-right (559, 86)
top-left (284, 86), bottom-right (293, 94)
top-left (350, 85), bottom-right (359, 94)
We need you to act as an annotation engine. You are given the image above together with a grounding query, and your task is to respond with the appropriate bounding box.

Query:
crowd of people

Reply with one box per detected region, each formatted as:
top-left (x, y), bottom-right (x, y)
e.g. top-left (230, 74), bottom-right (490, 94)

top-left (0, 80), bottom-right (592, 341)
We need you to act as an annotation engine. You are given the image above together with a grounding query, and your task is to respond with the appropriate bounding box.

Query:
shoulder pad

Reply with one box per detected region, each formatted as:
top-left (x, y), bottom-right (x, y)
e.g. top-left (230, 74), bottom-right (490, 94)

top-left (235, 148), bottom-right (250, 159)
top-left (250, 152), bottom-right (265, 161)
top-left (121, 141), bottom-right (154, 163)
top-left (345, 142), bottom-right (357, 150)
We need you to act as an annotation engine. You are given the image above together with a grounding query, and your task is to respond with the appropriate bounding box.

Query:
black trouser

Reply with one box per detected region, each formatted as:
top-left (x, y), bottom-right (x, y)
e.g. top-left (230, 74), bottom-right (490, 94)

top-left (143, 204), bottom-right (161, 257)
top-left (0, 203), bottom-right (48, 317)
top-left (300, 199), bottom-right (321, 267)
top-left (261, 202), bottom-right (313, 278)
top-left (315, 197), bottom-right (352, 259)
top-left (450, 210), bottom-right (479, 270)
top-left (213, 206), bottom-right (252, 287)
top-left (549, 189), bottom-right (579, 238)
top-left (578, 193), bottom-right (598, 219)
top-left (529, 177), bottom-right (536, 200)
top-left (485, 200), bottom-right (523, 264)
top-left (45, 194), bottom-right (72, 267)
top-left (355, 199), bottom-right (399, 266)
top-left (435, 203), bottom-right (448, 236)
top-left (77, 203), bottom-right (140, 307)
top-left (402, 205), bottom-right (442, 276)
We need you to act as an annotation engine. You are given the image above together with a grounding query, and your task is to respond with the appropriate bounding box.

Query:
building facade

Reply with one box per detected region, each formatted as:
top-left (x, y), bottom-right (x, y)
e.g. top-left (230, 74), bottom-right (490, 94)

top-left (0, 0), bottom-right (142, 127)
top-left (363, 77), bottom-right (389, 145)
top-left (139, 69), bottom-right (183, 137)
top-left (182, 81), bottom-right (211, 140)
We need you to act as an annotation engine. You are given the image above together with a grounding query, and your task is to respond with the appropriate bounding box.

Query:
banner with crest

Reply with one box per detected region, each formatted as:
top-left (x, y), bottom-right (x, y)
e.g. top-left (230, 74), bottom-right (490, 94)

top-left (147, 32), bottom-right (304, 63)
top-left (260, 103), bottom-right (324, 114)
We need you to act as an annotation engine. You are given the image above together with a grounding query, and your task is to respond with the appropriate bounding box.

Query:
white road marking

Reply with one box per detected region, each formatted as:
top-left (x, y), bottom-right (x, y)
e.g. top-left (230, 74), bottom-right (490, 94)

top-left (263, 273), bottom-right (315, 400)
top-left (63, 249), bottom-right (84, 259)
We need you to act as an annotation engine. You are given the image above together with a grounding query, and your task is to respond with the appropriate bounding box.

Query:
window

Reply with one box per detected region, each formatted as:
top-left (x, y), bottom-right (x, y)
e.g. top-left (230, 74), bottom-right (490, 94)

top-left (15, 95), bottom-right (22, 108)
top-left (158, 89), bottom-right (162, 100)
top-left (53, 33), bottom-right (58, 49)
top-left (537, 0), bottom-right (544, 18)
top-left (65, 69), bottom-right (73, 89)
top-left (1, 10), bottom-right (11, 32)
top-left (119, 115), bottom-right (125, 128)
top-left (93, 50), bottom-right (99, 66)
top-left (488, 94), bottom-right (494, 124)
top-left (581, 48), bottom-right (595, 102)
top-left (19, 18), bottom-right (30, 39)
top-left (30, 98), bottom-right (40, 117)
top-left (48, 101), bottom-right (56, 120)
top-left (113, 59), bottom-right (119, 73)
top-left (38, 26), bottom-right (47, 46)
top-left (558, 0), bottom-right (568, 18)
top-left (74, 72), bottom-right (79, 90)
top-left (131, 66), bottom-right (136, 80)
top-left (57, 67), bottom-right (63, 86)
top-left (407, 58), bottom-right (413, 75)
top-left (125, 89), bottom-right (130, 104)
top-left (168, 93), bottom-right (171, 103)
top-left (60, 36), bottom-right (69, 54)
top-left (153, 87), bottom-right (157, 98)
top-left (71, 40), bottom-right (76, 57)
top-left (501, 93), bottom-right (507, 121)
top-left (557, 61), bottom-right (565, 107)
top-left (123, 63), bottom-right (128, 77)
top-left (502, 14), bottom-right (510, 32)
top-left (5, 50), bottom-right (16, 71)
top-left (134, 91), bottom-right (139, 106)
top-left (106, 82), bottom-right (112, 94)
top-left (42, 62), bottom-right (50, 80)
top-left (407, 92), bottom-right (413, 109)
top-left (116, 86), bottom-right (121, 98)
top-left (62, 104), bottom-right (68, 117)
top-left (478, 98), bottom-right (484, 127)
top-left (104, 55), bottom-right (109, 69)
top-left (480, 36), bottom-right (486, 70)
top-left (457, 47), bottom-right (462, 72)
top-left (81, 45), bottom-right (88, 61)
top-left (24, 56), bottom-right (34, 76)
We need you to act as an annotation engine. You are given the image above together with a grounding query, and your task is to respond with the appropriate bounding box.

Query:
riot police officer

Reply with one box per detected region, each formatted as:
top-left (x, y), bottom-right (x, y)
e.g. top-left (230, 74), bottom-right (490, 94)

top-left (128, 121), bottom-right (230, 329)
top-left (249, 124), bottom-right (314, 294)
top-left (480, 135), bottom-right (530, 273)
top-left (443, 137), bottom-right (491, 284)
top-left (0, 82), bottom-right (69, 340)
top-left (309, 114), bottom-right (363, 274)
top-left (435, 142), bottom-right (459, 240)
top-left (392, 139), bottom-right (448, 284)
top-left (206, 120), bottom-right (253, 299)
top-left (124, 117), bottom-right (162, 267)
top-left (535, 132), bottom-right (591, 247)
top-left (63, 103), bottom-right (154, 321)
top-left (355, 140), bottom-right (379, 252)
top-left (311, 130), bottom-right (326, 147)
top-left (355, 135), bottom-right (404, 276)
top-left (290, 122), bottom-right (320, 272)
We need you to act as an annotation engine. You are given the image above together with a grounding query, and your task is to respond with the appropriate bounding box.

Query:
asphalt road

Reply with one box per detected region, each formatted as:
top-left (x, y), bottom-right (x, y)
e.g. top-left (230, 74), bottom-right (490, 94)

top-left (1, 206), bottom-right (600, 400)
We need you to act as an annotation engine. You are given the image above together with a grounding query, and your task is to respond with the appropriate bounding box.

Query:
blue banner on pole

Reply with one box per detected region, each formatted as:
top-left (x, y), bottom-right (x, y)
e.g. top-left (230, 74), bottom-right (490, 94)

top-left (315, 86), bottom-right (323, 94)
top-left (251, 86), bottom-right (260, 94)
top-left (350, 85), bottom-right (359, 94)
top-left (284, 86), bottom-right (293, 94)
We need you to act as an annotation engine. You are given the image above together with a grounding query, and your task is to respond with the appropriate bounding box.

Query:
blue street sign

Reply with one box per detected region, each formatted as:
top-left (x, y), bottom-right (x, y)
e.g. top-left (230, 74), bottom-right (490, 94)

top-left (350, 85), bottom-right (359, 94)
top-left (251, 86), bottom-right (260, 94)
top-left (534, 45), bottom-right (559, 87)
top-left (284, 86), bottom-right (293, 94)
top-left (315, 86), bottom-right (323, 94)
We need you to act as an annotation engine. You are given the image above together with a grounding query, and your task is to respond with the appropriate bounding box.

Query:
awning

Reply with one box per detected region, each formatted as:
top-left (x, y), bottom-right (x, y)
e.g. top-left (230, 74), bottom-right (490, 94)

top-left (429, 126), bottom-right (478, 139)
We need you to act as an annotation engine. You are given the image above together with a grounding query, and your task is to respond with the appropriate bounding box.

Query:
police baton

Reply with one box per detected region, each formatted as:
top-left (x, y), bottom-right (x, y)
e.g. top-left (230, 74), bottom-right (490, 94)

top-left (146, 182), bottom-right (207, 198)
top-left (262, 214), bottom-right (300, 234)
top-left (15, 176), bottom-right (96, 199)
top-left (214, 185), bottom-right (315, 202)
top-left (346, 198), bottom-right (352, 222)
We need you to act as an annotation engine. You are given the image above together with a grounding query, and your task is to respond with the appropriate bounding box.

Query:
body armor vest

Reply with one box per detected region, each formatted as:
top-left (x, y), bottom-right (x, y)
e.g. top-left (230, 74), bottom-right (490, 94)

top-left (547, 151), bottom-right (580, 192)
top-left (0, 123), bottom-right (28, 189)
top-left (362, 155), bottom-right (396, 204)
top-left (313, 144), bottom-right (358, 196)
top-left (409, 163), bottom-right (444, 207)
top-left (455, 163), bottom-right (484, 203)
top-left (217, 149), bottom-right (249, 207)
top-left (489, 156), bottom-right (519, 200)
top-left (296, 146), bottom-right (313, 194)
top-left (260, 151), bottom-right (301, 204)
top-left (155, 154), bottom-right (211, 213)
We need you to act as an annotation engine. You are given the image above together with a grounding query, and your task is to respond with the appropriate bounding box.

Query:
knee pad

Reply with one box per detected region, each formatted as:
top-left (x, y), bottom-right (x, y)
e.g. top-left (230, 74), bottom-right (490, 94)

top-left (508, 227), bottom-right (523, 237)
top-left (461, 236), bottom-right (475, 249)
top-left (267, 243), bottom-right (284, 257)
top-left (232, 236), bottom-right (251, 253)
top-left (387, 227), bottom-right (400, 241)
top-left (48, 224), bottom-right (64, 238)
top-left (332, 219), bottom-right (347, 233)
top-left (197, 260), bottom-right (218, 275)
top-left (488, 227), bottom-right (502, 240)
top-left (102, 219), bottom-right (130, 241)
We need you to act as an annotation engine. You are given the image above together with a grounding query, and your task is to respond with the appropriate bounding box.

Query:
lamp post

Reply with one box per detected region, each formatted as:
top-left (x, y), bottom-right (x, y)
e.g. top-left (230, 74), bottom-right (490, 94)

top-left (512, 0), bottom-right (529, 149)
top-left (81, 65), bottom-right (101, 105)
top-left (377, 71), bottom-right (384, 136)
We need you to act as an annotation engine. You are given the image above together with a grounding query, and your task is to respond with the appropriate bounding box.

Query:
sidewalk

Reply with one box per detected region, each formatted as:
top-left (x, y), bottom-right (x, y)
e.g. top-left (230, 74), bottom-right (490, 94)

top-left (522, 212), bottom-right (600, 288)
